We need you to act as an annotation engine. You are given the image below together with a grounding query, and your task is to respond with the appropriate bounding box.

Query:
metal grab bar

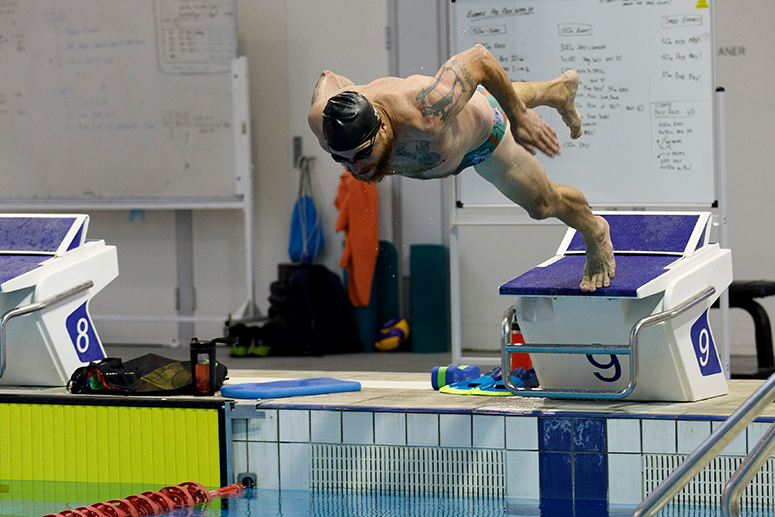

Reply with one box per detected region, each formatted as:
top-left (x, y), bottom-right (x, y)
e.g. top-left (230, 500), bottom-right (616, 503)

top-left (721, 418), bottom-right (775, 516)
top-left (0, 280), bottom-right (94, 380)
top-left (635, 369), bottom-right (775, 516)
top-left (501, 286), bottom-right (716, 400)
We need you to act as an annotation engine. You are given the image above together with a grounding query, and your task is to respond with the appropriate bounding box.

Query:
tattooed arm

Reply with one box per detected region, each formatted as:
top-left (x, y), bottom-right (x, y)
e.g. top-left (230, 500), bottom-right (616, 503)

top-left (418, 44), bottom-right (560, 157)
top-left (414, 51), bottom-right (479, 125)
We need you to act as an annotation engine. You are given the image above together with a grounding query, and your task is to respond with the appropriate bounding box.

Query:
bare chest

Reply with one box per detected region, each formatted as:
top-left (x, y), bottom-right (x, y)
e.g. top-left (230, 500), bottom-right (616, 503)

top-left (388, 93), bottom-right (495, 179)
top-left (389, 137), bottom-right (463, 179)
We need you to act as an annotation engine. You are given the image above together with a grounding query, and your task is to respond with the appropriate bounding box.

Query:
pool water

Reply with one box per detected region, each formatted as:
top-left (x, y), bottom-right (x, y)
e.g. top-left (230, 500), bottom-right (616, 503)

top-left (215, 491), bottom-right (775, 517)
top-left (11, 489), bottom-right (775, 517)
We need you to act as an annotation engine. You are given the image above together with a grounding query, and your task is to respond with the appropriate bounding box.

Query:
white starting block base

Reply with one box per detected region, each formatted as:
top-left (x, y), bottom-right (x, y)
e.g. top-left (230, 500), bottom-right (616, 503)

top-left (500, 212), bottom-right (732, 401)
top-left (0, 214), bottom-right (118, 387)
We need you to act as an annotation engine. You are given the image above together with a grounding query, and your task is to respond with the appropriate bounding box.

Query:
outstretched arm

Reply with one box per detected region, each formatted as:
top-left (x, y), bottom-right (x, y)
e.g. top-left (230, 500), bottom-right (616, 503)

top-left (311, 70), bottom-right (354, 105)
top-left (414, 54), bottom-right (477, 124)
top-left (437, 45), bottom-right (560, 157)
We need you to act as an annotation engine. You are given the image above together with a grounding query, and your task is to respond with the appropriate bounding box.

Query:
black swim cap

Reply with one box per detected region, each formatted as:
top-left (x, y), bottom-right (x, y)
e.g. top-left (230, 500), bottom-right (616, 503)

top-left (322, 91), bottom-right (381, 151)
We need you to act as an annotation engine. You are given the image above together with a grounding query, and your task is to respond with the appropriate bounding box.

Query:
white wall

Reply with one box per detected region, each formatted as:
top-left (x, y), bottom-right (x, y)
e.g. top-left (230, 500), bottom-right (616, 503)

top-left (392, 0), bottom-right (449, 255)
top-left (715, 0), bottom-right (775, 355)
top-left (87, 208), bottom-right (247, 345)
top-left (282, 0), bottom-right (392, 273)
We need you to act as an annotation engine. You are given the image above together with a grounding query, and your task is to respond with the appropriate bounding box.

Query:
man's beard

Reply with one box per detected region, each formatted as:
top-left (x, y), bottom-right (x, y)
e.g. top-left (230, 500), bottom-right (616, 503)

top-left (348, 136), bottom-right (393, 184)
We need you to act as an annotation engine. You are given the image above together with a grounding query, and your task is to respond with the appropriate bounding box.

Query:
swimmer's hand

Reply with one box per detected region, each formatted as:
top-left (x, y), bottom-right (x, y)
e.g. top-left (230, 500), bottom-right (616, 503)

top-left (513, 108), bottom-right (561, 158)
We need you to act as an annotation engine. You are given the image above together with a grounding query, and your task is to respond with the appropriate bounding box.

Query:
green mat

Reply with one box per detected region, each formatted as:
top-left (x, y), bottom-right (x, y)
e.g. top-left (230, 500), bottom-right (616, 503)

top-left (409, 244), bottom-right (449, 353)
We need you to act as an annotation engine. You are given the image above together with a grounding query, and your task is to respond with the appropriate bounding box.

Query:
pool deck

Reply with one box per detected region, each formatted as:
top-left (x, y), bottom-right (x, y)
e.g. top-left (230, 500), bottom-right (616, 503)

top-left (0, 369), bottom-right (771, 417)
top-left (221, 369), bottom-right (775, 418)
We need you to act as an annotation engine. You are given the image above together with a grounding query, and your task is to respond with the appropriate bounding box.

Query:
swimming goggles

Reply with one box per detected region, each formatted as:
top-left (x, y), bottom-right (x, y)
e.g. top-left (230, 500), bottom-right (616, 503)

top-left (330, 131), bottom-right (379, 165)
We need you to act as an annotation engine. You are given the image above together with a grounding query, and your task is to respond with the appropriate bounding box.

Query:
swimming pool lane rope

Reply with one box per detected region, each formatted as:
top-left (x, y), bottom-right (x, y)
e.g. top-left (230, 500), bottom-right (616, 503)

top-left (41, 481), bottom-right (245, 517)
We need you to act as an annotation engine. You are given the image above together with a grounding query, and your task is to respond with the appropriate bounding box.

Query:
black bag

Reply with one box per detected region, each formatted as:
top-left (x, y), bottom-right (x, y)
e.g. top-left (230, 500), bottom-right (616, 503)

top-left (226, 265), bottom-right (362, 357)
top-left (67, 354), bottom-right (228, 395)
top-left (280, 265), bottom-right (362, 356)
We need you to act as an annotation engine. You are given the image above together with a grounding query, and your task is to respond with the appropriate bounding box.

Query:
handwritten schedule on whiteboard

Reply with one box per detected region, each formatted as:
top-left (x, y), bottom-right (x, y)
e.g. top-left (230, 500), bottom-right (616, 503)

top-left (0, 0), bottom-right (238, 201)
top-left (451, 0), bottom-right (715, 207)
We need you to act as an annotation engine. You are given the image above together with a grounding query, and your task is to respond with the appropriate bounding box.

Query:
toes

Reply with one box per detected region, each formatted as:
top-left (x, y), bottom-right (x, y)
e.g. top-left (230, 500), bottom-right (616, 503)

top-left (581, 272), bottom-right (613, 292)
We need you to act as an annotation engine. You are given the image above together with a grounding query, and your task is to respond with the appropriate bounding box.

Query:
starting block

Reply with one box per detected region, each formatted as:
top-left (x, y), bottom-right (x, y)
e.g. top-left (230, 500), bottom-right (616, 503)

top-left (499, 212), bottom-right (732, 401)
top-left (0, 214), bottom-right (118, 387)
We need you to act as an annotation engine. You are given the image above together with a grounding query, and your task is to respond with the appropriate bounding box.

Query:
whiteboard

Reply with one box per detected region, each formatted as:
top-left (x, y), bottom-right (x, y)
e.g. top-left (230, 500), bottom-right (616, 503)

top-left (0, 0), bottom-right (239, 201)
top-left (451, 0), bottom-right (716, 207)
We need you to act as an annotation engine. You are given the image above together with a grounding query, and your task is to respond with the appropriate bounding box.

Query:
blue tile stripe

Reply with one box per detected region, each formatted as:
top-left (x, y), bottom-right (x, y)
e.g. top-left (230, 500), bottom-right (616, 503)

top-left (540, 416), bottom-right (572, 451)
top-left (574, 453), bottom-right (608, 501)
top-left (540, 451), bottom-right (573, 499)
top-left (539, 415), bottom-right (608, 502)
top-left (574, 418), bottom-right (606, 452)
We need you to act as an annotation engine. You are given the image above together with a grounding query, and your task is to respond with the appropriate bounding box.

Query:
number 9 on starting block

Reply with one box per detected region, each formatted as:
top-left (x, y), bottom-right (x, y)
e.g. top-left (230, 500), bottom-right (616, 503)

top-left (691, 309), bottom-right (722, 376)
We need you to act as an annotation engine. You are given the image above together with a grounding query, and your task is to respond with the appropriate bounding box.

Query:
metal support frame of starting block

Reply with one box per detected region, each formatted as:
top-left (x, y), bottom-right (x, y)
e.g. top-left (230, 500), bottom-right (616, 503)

top-left (0, 214), bottom-right (118, 387)
top-left (499, 212), bottom-right (732, 401)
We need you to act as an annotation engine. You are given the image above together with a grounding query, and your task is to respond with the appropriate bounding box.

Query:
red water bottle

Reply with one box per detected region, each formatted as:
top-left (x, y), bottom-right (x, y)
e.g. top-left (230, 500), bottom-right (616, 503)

top-left (190, 337), bottom-right (217, 396)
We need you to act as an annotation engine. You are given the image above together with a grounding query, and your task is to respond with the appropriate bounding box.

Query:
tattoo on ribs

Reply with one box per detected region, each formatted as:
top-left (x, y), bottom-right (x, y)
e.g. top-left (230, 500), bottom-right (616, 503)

top-left (416, 59), bottom-right (475, 122)
top-left (396, 141), bottom-right (443, 169)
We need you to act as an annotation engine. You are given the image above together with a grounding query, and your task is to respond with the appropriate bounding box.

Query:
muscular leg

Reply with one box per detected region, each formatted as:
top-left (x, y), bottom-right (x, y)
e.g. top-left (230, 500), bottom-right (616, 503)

top-left (475, 129), bottom-right (615, 292)
top-left (549, 184), bottom-right (615, 291)
top-left (512, 71), bottom-right (583, 140)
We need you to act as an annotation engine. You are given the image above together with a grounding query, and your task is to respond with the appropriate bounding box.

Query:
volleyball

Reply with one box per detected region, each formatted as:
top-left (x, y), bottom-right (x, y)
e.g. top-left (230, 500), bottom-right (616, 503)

top-left (375, 318), bottom-right (410, 352)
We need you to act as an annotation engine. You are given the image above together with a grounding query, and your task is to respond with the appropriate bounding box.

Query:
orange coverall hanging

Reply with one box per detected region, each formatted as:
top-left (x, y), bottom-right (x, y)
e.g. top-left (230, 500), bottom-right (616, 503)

top-left (334, 173), bottom-right (379, 307)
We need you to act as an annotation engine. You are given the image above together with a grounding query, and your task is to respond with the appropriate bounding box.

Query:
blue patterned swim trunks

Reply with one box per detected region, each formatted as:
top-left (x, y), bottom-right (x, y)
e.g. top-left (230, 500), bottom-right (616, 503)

top-left (453, 87), bottom-right (508, 175)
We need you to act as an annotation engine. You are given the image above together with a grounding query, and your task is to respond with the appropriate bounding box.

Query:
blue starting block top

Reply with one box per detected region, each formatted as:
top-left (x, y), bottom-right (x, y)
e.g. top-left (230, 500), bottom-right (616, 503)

top-left (0, 216), bottom-right (85, 254)
top-left (500, 213), bottom-right (711, 298)
top-left (0, 215), bottom-right (88, 289)
top-left (499, 254), bottom-right (678, 297)
top-left (0, 255), bottom-right (55, 286)
top-left (565, 213), bottom-right (702, 255)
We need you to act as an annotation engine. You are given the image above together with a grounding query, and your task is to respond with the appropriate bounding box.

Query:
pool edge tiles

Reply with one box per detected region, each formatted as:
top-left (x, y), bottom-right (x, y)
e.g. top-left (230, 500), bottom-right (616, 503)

top-left (224, 377), bottom-right (775, 509)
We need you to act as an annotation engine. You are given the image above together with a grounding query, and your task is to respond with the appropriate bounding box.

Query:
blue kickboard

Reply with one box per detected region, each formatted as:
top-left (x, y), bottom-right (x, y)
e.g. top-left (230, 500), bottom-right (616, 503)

top-left (220, 377), bottom-right (361, 399)
top-left (499, 254), bottom-right (678, 298)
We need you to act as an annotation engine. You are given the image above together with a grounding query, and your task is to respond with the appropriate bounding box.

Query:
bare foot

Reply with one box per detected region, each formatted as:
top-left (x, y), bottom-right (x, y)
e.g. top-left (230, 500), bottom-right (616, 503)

top-left (554, 70), bottom-right (583, 140)
top-left (580, 216), bottom-right (615, 292)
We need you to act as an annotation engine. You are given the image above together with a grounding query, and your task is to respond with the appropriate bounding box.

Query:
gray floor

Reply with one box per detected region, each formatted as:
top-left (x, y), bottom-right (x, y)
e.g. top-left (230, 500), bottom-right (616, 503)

top-left (104, 344), bottom-right (457, 373)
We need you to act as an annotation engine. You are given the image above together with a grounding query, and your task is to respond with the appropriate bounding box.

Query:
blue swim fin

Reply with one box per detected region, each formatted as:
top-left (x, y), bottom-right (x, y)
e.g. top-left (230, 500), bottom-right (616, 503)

top-left (470, 367), bottom-right (540, 396)
top-left (439, 367), bottom-right (502, 395)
